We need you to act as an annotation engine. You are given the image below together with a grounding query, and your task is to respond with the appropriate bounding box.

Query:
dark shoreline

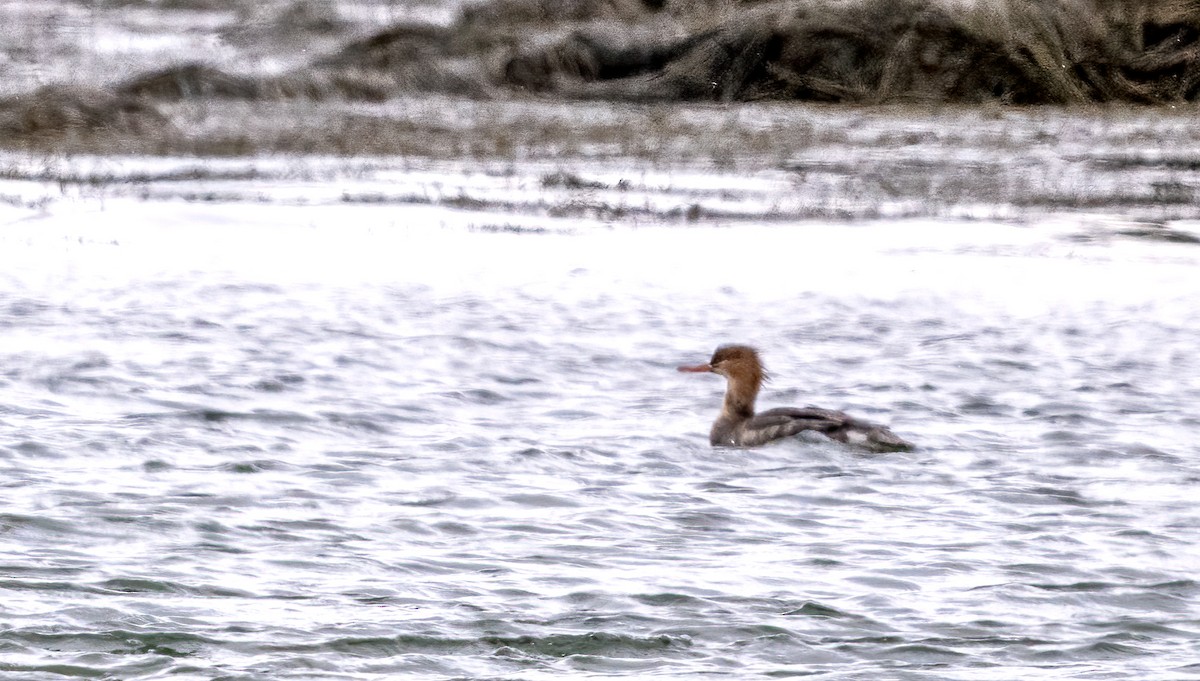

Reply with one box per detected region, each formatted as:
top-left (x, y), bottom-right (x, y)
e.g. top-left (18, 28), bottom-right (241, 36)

top-left (2, 0), bottom-right (1200, 156)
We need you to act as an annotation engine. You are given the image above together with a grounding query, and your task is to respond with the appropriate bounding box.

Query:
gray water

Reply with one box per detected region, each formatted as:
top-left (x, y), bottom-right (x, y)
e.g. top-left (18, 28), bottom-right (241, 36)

top-left (2, 159), bottom-right (1199, 680)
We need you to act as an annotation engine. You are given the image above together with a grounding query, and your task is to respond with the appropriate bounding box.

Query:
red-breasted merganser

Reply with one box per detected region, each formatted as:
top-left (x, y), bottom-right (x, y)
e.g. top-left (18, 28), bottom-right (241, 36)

top-left (678, 344), bottom-right (914, 451)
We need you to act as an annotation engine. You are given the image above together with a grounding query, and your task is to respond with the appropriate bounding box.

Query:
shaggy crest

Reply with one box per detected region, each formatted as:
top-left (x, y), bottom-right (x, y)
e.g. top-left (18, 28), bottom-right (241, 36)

top-left (710, 344), bottom-right (768, 385)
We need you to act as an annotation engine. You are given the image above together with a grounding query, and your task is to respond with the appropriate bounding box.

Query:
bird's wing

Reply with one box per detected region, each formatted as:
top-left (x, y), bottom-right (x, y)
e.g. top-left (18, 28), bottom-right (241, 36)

top-left (738, 407), bottom-right (847, 447)
top-left (748, 407), bottom-right (914, 451)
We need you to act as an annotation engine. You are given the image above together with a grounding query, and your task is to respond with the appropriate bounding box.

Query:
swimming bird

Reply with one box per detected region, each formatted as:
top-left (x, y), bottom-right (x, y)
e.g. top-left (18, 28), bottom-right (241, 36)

top-left (678, 344), bottom-right (913, 451)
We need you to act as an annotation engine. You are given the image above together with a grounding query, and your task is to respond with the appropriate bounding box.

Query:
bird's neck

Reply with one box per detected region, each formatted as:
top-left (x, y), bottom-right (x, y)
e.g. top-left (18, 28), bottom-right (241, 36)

top-left (721, 374), bottom-right (758, 421)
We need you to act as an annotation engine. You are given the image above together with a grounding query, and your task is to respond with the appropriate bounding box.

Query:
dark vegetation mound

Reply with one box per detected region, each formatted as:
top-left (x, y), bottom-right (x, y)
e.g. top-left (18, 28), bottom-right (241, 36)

top-left (499, 0), bottom-right (1200, 103)
top-left (117, 64), bottom-right (262, 100)
top-left (2, 0), bottom-right (1199, 149)
top-left (116, 63), bottom-right (397, 102)
top-left (0, 86), bottom-right (172, 142)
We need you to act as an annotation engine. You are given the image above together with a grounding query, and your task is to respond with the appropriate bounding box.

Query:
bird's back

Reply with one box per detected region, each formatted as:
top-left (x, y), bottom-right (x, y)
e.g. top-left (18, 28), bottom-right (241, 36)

top-left (718, 406), bottom-right (913, 451)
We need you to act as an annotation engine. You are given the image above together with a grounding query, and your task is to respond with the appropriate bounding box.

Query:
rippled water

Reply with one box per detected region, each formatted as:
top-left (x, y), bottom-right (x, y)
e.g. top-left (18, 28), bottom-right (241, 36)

top-left (2, 161), bottom-right (1200, 680)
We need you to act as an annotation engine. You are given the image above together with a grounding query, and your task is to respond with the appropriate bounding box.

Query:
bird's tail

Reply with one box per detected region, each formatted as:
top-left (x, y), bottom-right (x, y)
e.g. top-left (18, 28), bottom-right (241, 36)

top-left (865, 425), bottom-right (915, 452)
top-left (834, 420), bottom-right (915, 452)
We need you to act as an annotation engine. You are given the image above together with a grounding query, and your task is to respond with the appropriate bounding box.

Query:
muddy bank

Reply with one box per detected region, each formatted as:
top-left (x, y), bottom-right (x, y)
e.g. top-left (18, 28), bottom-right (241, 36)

top-left (1, 0), bottom-right (1200, 153)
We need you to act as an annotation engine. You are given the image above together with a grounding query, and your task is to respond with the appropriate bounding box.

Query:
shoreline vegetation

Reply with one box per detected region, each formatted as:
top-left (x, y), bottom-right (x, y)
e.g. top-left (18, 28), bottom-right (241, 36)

top-left (1, 0), bottom-right (1199, 157)
top-left (2, 0), bottom-right (1200, 229)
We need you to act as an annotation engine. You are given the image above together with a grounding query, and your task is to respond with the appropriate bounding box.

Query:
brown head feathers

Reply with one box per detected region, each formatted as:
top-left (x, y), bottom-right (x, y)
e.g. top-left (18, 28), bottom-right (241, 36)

top-left (710, 344), bottom-right (768, 386)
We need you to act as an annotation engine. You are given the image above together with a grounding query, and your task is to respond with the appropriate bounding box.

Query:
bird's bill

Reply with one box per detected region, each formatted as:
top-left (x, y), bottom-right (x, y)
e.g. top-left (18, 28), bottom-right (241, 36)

top-left (677, 363), bottom-right (712, 373)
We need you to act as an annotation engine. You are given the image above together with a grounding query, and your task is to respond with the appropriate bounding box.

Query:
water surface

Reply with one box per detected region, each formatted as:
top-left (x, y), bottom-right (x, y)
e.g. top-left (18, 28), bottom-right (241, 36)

top-left (1, 162), bottom-right (1199, 679)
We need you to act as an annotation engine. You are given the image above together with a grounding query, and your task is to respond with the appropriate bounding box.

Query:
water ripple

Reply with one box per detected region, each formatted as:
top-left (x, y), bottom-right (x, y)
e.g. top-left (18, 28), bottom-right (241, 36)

top-left (1, 196), bottom-right (1198, 679)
